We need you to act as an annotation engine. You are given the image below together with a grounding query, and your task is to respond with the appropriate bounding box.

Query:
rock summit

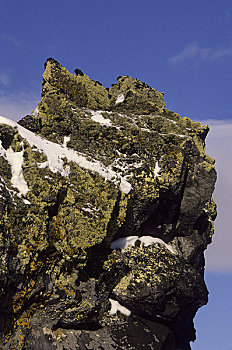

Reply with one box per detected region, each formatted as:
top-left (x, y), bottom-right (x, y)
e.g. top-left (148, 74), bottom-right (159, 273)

top-left (0, 58), bottom-right (216, 349)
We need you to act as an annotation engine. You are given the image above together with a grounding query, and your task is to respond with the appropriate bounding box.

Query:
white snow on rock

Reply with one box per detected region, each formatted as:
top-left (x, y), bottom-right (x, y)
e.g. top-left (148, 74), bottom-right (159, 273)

top-left (82, 207), bottom-right (95, 215)
top-left (109, 298), bottom-right (131, 316)
top-left (115, 94), bottom-right (125, 104)
top-left (22, 199), bottom-right (31, 205)
top-left (0, 142), bottom-right (29, 196)
top-left (90, 111), bottom-right (112, 126)
top-left (0, 115), bottom-right (131, 194)
top-left (110, 236), bottom-right (139, 252)
top-left (111, 157), bottom-right (144, 175)
top-left (154, 161), bottom-right (161, 177)
top-left (32, 105), bottom-right (39, 116)
top-left (111, 235), bottom-right (175, 254)
top-left (6, 147), bottom-right (29, 196)
top-left (159, 132), bottom-right (187, 138)
top-left (63, 135), bottom-right (70, 147)
top-left (139, 236), bottom-right (175, 254)
top-left (119, 177), bottom-right (132, 194)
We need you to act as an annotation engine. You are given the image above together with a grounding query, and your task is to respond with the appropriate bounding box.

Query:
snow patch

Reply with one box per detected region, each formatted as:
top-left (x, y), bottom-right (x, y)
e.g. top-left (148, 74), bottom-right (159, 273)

top-left (0, 142), bottom-right (29, 196)
top-left (159, 132), bottom-right (187, 138)
top-left (115, 94), bottom-right (125, 104)
top-left (119, 177), bottom-right (132, 194)
top-left (111, 235), bottom-right (175, 254)
top-left (82, 207), bottom-right (95, 215)
top-left (109, 298), bottom-right (131, 316)
top-left (82, 208), bottom-right (93, 213)
top-left (154, 161), bottom-right (161, 177)
top-left (63, 136), bottom-right (70, 147)
top-left (111, 157), bottom-right (144, 178)
top-left (22, 199), bottom-right (31, 205)
top-left (37, 161), bottom-right (49, 169)
top-left (91, 111), bottom-right (112, 126)
top-left (0, 115), bottom-right (131, 194)
top-left (139, 236), bottom-right (175, 254)
top-left (110, 236), bottom-right (139, 252)
top-left (141, 128), bottom-right (151, 132)
top-left (6, 148), bottom-right (29, 196)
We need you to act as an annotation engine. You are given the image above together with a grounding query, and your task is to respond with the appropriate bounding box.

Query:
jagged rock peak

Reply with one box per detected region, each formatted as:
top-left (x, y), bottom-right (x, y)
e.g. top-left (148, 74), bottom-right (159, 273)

top-left (0, 59), bottom-right (216, 350)
top-left (42, 57), bottom-right (165, 113)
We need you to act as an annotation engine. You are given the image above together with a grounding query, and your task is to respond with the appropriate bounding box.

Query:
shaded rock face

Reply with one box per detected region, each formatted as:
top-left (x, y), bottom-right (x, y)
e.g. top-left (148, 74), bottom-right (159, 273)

top-left (0, 58), bottom-right (216, 349)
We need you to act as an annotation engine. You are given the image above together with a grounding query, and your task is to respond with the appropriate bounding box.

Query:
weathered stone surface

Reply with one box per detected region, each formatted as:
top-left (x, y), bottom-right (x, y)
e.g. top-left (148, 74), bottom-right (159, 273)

top-left (0, 59), bottom-right (216, 349)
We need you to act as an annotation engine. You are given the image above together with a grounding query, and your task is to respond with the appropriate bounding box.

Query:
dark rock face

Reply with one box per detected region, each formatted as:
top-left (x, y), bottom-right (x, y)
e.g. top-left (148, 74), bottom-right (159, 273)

top-left (0, 59), bottom-right (216, 349)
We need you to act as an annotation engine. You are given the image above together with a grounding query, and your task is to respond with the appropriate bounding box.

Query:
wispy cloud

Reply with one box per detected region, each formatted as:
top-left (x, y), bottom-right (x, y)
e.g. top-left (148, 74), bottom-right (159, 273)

top-left (0, 34), bottom-right (21, 47)
top-left (168, 42), bottom-right (232, 64)
top-left (0, 91), bottom-right (40, 121)
top-left (0, 72), bottom-right (11, 86)
top-left (224, 10), bottom-right (230, 22)
top-left (202, 120), bottom-right (232, 272)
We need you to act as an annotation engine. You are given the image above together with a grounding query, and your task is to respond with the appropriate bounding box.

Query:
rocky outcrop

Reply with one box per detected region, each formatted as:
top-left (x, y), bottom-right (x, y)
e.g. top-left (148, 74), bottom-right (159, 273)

top-left (0, 58), bottom-right (216, 349)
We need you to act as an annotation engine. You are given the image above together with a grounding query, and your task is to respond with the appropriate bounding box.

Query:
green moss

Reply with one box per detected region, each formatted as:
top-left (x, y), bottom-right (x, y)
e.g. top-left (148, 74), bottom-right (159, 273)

top-left (0, 59), bottom-right (216, 345)
top-left (109, 75), bottom-right (165, 114)
top-left (0, 124), bottom-right (17, 149)
top-left (111, 242), bottom-right (207, 310)
top-left (0, 155), bottom-right (12, 180)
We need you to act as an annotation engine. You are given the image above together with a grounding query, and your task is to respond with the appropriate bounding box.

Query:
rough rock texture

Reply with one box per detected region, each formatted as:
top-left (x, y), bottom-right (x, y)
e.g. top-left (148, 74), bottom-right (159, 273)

top-left (0, 58), bottom-right (216, 349)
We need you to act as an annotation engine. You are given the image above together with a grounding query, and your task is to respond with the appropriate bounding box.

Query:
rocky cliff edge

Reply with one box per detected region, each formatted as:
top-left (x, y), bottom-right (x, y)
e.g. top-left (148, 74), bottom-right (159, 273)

top-left (0, 58), bottom-right (216, 349)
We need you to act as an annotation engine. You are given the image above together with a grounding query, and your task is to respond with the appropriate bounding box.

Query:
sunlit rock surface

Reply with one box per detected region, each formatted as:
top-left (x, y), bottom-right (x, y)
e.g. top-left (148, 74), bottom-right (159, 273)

top-left (0, 58), bottom-right (216, 349)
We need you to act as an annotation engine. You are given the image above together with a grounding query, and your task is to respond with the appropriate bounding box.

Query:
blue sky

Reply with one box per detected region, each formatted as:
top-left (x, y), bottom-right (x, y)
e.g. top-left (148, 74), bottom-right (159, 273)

top-left (1, 0), bottom-right (232, 121)
top-left (1, 1), bottom-right (232, 348)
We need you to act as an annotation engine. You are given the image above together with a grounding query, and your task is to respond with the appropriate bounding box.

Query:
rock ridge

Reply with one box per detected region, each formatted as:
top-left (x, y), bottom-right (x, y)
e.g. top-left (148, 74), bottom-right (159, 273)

top-left (0, 59), bottom-right (216, 349)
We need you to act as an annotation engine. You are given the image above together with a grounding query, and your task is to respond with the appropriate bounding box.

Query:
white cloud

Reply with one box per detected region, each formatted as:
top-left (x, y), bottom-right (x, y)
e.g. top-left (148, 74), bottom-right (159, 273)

top-left (0, 34), bottom-right (21, 47)
top-left (224, 10), bottom-right (230, 22)
top-left (0, 92), bottom-right (40, 121)
top-left (202, 120), bottom-right (232, 272)
top-left (0, 72), bottom-right (11, 86)
top-left (168, 42), bottom-right (232, 64)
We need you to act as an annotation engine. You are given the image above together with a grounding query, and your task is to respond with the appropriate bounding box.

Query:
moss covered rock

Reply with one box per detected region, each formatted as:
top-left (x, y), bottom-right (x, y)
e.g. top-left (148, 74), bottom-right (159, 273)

top-left (0, 59), bottom-right (216, 349)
